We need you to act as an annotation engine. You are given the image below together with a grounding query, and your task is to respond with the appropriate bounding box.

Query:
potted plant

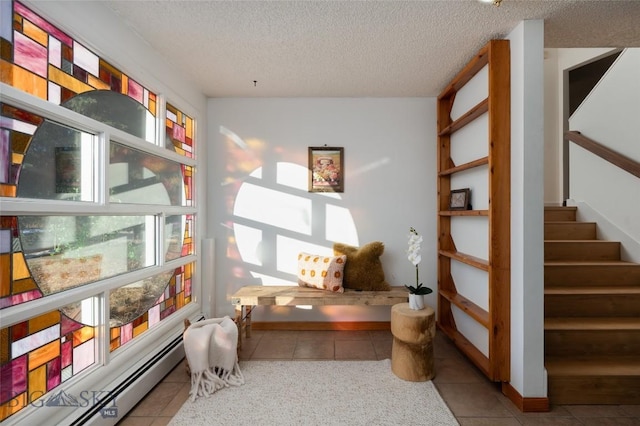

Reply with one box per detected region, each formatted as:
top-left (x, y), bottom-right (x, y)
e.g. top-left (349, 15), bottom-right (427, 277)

top-left (405, 227), bottom-right (433, 310)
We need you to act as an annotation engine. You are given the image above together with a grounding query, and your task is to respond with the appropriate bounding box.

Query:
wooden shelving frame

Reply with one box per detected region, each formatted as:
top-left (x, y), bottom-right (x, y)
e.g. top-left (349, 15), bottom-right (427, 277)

top-left (437, 40), bottom-right (511, 382)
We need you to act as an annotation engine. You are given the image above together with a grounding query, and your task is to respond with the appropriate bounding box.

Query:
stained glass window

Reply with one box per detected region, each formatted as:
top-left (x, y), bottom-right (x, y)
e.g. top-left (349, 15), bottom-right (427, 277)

top-left (166, 102), bottom-right (194, 158)
top-left (3, 1), bottom-right (158, 124)
top-left (0, 103), bottom-right (45, 198)
top-left (0, 306), bottom-right (98, 420)
top-left (0, 1), bottom-right (197, 422)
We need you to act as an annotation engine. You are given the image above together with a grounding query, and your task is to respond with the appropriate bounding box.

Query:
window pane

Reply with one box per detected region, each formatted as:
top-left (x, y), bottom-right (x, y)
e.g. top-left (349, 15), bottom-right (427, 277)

top-left (16, 120), bottom-right (95, 201)
top-left (110, 142), bottom-right (186, 206)
top-left (165, 214), bottom-right (191, 261)
top-left (109, 271), bottom-right (173, 327)
top-left (64, 90), bottom-right (155, 143)
top-left (18, 215), bottom-right (156, 295)
top-left (109, 263), bottom-right (194, 351)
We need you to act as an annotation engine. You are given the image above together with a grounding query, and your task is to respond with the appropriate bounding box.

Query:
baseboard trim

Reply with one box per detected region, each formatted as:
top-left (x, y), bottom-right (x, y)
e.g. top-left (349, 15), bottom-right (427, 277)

top-left (251, 321), bottom-right (391, 331)
top-left (502, 382), bottom-right (549, 412)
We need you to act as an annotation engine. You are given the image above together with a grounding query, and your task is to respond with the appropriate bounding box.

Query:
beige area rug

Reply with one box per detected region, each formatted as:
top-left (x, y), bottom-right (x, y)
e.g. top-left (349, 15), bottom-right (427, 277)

top-left (169, 359), bottom-right (459, 426)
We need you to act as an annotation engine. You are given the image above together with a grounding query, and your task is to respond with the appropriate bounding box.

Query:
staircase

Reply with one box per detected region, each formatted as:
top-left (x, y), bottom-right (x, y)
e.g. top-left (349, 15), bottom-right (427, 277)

top-left (544, 206), bottom-right (640, 404)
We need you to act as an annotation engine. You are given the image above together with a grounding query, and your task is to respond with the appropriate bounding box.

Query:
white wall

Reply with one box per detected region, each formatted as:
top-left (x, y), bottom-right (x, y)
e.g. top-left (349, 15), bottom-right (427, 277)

top-left (508, 20), bottom-right (546, 398)
top-left (207, 98), bottom-right (437, 321)
top-left (543, 49), bottom-right (561, 204)
top-left (543, 47), bottom-right (639, 260)
top-left (543, 47), bottom-right (617, 205)
top-left (569, 48), bottom-right (640, 261)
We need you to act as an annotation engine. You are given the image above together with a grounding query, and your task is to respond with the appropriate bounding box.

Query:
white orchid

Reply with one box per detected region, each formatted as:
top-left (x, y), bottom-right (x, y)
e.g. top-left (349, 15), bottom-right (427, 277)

top-left (407, 227), bottom-right (423, 266)
top-left (405, 227), bottom-right (432, 296)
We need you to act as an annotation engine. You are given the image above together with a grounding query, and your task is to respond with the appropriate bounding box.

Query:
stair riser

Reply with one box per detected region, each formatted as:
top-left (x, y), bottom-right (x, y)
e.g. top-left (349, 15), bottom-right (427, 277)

top-left (545, 223), bottom-right (596, 240)
top-left (545, 265), bottom-right (640, 286)
top-left (545, 330), bottom-right (640, 357)
top-left (545, 294), bottom-right (640, 317)
top-left (548, 376), bottom-right (640, 405)
top-left (544, 209), bottom-right (577, 222)
top-left (544, 241), bottom-right (620, 261)
top-left (543, 206), bottom-right (640, 406)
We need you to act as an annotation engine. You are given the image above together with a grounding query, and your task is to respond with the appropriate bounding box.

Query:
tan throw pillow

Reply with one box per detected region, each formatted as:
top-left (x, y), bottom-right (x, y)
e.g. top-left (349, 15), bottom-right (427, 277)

top-left (332, 241), bottom-right (391, 291)
top-left (297, 252), bottom-right (346, 293)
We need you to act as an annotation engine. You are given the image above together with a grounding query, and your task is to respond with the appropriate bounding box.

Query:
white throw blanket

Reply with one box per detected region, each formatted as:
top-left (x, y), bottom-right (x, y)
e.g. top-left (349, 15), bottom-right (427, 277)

top-left (183, 316), bottom-right (244, 401)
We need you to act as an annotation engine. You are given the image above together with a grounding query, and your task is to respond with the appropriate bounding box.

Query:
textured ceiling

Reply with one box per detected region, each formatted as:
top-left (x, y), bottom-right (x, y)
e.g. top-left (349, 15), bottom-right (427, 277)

top-left (102, 0), bottom-right (640, 98)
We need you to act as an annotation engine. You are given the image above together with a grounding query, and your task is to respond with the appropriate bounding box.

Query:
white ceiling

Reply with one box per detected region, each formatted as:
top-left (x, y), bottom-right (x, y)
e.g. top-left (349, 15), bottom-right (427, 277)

top-left (103, 0), bottom-right (640, 98)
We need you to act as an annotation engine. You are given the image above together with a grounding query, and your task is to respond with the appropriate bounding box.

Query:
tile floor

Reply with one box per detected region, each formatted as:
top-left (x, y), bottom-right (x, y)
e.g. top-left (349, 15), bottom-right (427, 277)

top-left (118, 329), bottom-right (640, 425)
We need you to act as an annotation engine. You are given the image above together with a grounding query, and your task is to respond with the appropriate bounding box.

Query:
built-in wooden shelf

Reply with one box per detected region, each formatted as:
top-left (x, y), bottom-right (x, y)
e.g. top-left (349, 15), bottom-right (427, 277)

top-left (439, 250), bottom-right (489, 271)
top-left (439, 210), bottom-right (489, 217)
top-left (439, 289), bottom-right (489, 327)
top-left (439, 157), bottom-right (489, 176)
top-left (437, 39), bottom-right (511, 382)
top-left (438, 98), bottom-right (489, 137)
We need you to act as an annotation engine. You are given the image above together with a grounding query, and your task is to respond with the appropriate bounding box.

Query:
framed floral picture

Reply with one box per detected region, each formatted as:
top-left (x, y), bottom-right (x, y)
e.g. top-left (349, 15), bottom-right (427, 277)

top-left (308, 146), bottom-right (344, 193)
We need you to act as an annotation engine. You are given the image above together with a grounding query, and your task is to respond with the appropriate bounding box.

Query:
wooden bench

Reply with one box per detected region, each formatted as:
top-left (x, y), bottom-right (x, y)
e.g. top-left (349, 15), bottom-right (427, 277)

top-left (231, 285), bottom-right (409, 347)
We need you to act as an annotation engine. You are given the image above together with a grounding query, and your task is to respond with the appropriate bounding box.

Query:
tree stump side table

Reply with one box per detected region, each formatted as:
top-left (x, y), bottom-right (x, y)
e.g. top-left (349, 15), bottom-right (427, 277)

top-left (390, 302), bottom-right (435, 382)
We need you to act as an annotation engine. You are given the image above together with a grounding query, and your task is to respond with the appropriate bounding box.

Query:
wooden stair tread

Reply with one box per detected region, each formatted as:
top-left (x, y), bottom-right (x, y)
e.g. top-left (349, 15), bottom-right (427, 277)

top-left (544, 239), bottom-right (615, 243)
top-left (545, 260), bottom-right (638, 266)
top-left (543, 205), bottom-right (640, 404)
top-left (545, 317), bottom-right (640, 330)
top-left (546, 357), bottom-right (640, 375)
top-left (545, 221), bottom-right (595, 224)
top-left (545, 286), bottom-right (640, 295)
top-left (544, 220), bottom-right (597, 227)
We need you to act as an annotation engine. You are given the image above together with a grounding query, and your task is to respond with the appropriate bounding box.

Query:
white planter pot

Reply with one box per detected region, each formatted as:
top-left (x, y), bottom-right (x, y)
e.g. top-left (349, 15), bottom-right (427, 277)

top-left (408, 294), bottom-right (425, 310)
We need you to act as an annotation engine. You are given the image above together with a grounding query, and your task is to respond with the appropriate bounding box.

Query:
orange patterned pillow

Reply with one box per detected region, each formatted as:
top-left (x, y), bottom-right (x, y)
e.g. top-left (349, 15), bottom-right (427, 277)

top-left (297, 252), bottom-right (346, 293)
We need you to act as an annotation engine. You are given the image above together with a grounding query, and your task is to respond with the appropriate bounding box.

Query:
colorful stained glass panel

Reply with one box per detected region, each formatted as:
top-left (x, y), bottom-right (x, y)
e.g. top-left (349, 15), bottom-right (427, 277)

top-left (166, 102), bottom-right (194, 158)
top-left (72, 41), bottom-right (99, 77)
top-left (0, 308), bottom-right (97, 421)
top-left (1, 2), bottom-right (196, 421)
top-left (5, 1), bottom-right (158, 135)
top-left (13, 30), bottom-right (47, 78)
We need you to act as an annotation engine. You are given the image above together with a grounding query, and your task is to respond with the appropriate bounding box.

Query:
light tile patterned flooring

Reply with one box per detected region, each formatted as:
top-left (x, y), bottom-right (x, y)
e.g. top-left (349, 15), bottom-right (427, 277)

top-left (118, 330), bottom-right (640, 425)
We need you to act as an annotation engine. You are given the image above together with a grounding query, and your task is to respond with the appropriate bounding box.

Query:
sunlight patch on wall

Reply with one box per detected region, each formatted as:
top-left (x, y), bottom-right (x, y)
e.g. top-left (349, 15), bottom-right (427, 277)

top-left (231, 160), bottom-right (358, 288)
top-left (234, 182), bottom-right (312, 235)
top-left (326, 204), bottom-right (358, 244)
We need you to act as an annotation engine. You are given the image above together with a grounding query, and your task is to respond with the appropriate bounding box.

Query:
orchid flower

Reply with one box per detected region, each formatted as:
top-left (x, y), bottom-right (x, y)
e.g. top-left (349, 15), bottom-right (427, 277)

top-left (405, 227), bottom-right (432, 295)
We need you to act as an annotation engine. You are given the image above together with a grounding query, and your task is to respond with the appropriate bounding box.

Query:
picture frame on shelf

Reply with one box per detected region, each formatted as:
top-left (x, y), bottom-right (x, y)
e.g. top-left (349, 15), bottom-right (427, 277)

top-left (449, 188), bottom-right (471, 210)
top-left (308, 146), bottom-right (344, 193)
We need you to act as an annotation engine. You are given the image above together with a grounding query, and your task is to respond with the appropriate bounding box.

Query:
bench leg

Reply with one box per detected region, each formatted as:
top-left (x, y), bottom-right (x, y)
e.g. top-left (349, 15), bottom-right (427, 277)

top-left (245, 305), bottom-right (252, 338)
top-left (235, 304), bottom-right (243, 349)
